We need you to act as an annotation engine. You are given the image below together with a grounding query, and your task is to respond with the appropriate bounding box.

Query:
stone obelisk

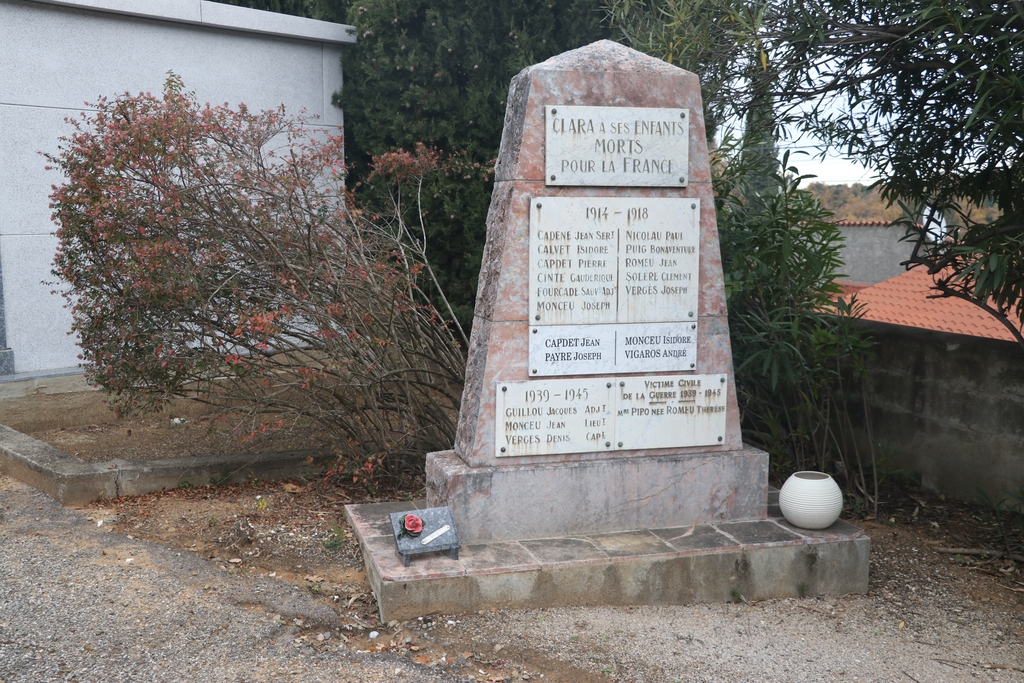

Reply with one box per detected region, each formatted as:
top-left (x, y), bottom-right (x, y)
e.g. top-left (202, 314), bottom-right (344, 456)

top-left (427, 40), bottom-right (768, 543)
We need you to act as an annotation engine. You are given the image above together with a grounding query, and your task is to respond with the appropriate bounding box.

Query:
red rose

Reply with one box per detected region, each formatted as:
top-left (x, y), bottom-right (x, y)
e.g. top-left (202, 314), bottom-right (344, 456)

top-left (403, 514), bottom-right (423, 534)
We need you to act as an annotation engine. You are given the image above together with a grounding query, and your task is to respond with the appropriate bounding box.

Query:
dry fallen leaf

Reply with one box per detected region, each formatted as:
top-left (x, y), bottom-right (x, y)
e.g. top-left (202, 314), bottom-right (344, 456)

top-left (229, 558), bottom-right (242, 564)
top-left (282, 483), bottom-right (303, 494)
top-left (414, 656), bottom-right (431, 664)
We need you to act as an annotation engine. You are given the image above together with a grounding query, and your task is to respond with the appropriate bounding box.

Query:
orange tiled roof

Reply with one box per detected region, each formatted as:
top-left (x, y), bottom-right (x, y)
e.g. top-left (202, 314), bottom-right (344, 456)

top-left (834, 220), bottom-right (891, 227)
top-left (852, 268), bottom-right (1018, 341)
top-left (835, 280), bottom-right (871, 296)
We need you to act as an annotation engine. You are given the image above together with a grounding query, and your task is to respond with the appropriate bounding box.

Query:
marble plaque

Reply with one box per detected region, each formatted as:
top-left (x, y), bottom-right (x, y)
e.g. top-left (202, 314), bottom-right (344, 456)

top-left (496, 374), bottom-right (726, 457)
top-left (495, 378), bottom-right (615, 457)
top-left (545, 105), bottom-right (690, 187)
top-left (615, 374), bottom-right (727, 450)
top-left (529, 322), bottom-right (698, 376)
top-left (530, 197), bottom-right (699, 326)
top-left (390, 506), bottom-right (460, 567)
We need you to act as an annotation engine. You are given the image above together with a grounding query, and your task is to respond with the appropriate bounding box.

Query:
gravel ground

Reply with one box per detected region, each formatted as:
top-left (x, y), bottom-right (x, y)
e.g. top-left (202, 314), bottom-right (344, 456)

top-left (2, 473), bottom-right (1023, 682)
top-left (0, 476), bottom-right (458, 683)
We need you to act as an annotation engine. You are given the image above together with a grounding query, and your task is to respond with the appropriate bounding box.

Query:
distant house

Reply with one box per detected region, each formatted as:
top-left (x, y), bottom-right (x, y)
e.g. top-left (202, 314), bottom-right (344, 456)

top-left (835, 220), bottom-right (912, 285)
top-left (847, 267), bottom-right (1023, 499)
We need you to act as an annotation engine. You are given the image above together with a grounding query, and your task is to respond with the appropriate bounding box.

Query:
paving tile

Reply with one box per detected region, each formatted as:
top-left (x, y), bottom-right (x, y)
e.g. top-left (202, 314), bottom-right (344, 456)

top-left (651, 524), bottom-right (739, 552)
top-left (716, 520), bottom-right (803, 546)
top-left (346, 501), bottom-right (424, 539)
top-left (365, 535), bottom-right (465, 581)
top-left (775, 517), bottom-right (865, 541)
top-left (520, 537), bottom-right (609, 565)
top-left (586, 530), bottom-right (676, 558)
top-left (460, 541), bottom-right (540, 576)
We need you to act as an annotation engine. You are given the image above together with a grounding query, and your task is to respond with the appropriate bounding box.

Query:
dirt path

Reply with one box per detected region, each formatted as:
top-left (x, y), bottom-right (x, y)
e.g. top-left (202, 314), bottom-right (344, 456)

top-left (28, 415), bottom-right (331, 463)
top-left (0, 475), bottom-right (469, 683)
top-left (59, 476), bottom-right (1024, 682)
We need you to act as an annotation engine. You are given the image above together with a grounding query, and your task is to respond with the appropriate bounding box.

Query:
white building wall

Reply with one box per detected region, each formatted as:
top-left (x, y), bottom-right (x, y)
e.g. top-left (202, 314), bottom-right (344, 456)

top-left (0, 0), bottom-right (353, 374)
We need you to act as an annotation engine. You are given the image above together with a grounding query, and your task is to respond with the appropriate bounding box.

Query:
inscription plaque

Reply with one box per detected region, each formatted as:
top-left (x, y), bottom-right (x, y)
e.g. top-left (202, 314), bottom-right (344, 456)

top-left (528, 321), bottom-right (697, 376)
top-left (615, 375), bottom-right (727, 450)
top-left (545, 105), bottom-right (690, 187)
top-left (530, 197), bottom-right (699, 326)
top-left (496, 375), bottom-right (727, 457)
top-left (495, 378), bottom-right (614, 457)
top-left (390, 506), bottom-right (460, 567)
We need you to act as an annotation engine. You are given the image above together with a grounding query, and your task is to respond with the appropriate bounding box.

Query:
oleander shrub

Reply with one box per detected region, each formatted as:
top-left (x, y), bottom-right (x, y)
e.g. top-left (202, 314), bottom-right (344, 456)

top-left (714, 139), bottom-right (875, 493)
top-left (48, 75), bottom-right (465, 484)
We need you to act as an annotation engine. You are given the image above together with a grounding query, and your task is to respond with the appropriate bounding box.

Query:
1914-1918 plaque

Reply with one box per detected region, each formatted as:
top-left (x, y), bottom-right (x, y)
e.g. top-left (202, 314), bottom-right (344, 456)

top-left (529, 197), bottom-right (699, 325)
top-left (528, 196), bottom-right (699, 376)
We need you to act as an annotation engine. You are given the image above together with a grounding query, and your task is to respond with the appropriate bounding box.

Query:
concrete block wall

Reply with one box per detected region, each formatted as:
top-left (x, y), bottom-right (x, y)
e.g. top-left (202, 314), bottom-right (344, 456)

top-left (848, 320), bottom-right (1024, 500)
top-left (0, 0), bottom-right (354, 376)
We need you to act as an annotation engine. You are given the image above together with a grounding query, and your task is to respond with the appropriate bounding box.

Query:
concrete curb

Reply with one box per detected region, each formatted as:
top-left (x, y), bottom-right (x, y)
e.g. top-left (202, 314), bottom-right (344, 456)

top-left (0, 423), bottom-right (332, 505)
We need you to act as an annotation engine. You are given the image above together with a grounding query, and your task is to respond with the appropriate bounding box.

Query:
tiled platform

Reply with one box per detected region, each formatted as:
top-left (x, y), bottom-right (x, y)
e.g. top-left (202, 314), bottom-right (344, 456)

top-left (345, 500), bottom-right (870, 621)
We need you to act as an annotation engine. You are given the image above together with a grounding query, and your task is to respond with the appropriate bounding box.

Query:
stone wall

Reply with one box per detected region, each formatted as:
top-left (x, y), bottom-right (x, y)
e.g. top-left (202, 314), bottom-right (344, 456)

top-left (0, 0), bottom-right (353, 376)
top-left (849, 320), bottom-right (1024, 499)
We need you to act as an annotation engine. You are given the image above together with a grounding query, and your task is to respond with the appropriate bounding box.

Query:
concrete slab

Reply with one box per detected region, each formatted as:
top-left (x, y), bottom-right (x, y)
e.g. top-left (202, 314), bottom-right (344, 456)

top-left (345, 500), bottom-right (870, 622)
top-left (0, 423), bottom-right (331, 505)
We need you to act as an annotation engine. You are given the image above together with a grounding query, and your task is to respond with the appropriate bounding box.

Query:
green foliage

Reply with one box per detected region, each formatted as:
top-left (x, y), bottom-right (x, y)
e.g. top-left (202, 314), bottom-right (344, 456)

top-left (714, 141), bottom-right (873, 478)
top-left (47, 76), bottom-right (465, 485)
top-left (975, 487), bottom-right (1024, 558)
top-left (321, 524), bottom-right (347, 549)
top-left (334, 0), bottom-right (609, 327)
top-left (603, 0), bottom-right (773, 141)
top-left (768, 0), bottom-right (1024, 345)
top-left (611, 0), bottom-right (1024, 345)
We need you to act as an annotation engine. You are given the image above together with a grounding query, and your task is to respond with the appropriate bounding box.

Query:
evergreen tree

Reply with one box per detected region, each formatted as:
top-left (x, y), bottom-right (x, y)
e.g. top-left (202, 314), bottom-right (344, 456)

top-left (332, 0), bottom-right (610, 327)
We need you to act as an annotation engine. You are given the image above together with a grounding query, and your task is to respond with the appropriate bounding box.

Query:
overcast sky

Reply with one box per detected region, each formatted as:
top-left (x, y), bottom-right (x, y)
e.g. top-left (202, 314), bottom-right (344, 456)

top-left (781, 143), bottom-right (879, 185)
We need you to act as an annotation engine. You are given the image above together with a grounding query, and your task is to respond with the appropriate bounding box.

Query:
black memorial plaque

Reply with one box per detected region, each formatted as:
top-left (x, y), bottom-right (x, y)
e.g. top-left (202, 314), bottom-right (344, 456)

top-left (390, 506), bottom-right (461, 567)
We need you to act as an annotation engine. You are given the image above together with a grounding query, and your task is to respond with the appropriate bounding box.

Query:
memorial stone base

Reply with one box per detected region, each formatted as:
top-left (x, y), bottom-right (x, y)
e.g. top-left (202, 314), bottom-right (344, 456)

top-left (345, 494), bottom-right (869, 622)
top-left (426, 447), bottom-right (768, 542)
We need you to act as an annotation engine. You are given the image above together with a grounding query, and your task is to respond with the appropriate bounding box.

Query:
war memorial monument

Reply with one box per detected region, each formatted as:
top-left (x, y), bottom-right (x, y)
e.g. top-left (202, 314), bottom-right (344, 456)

top-left (346, 41), bottom-right (869, 620)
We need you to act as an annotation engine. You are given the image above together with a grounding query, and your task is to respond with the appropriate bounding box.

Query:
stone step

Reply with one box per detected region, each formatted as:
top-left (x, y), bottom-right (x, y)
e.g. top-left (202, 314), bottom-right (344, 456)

top-left (345, 500), bottom-right (869, 621)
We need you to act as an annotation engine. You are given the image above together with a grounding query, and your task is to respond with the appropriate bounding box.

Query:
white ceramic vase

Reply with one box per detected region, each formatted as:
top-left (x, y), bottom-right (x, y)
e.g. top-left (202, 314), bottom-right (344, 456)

top-left (779, 471), bottom-right (843, 529)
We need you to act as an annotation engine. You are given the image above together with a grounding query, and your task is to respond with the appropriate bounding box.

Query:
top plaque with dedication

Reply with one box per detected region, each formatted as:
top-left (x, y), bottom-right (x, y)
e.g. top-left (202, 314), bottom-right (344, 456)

top-left (545, 105), bottom-right (689, 187)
